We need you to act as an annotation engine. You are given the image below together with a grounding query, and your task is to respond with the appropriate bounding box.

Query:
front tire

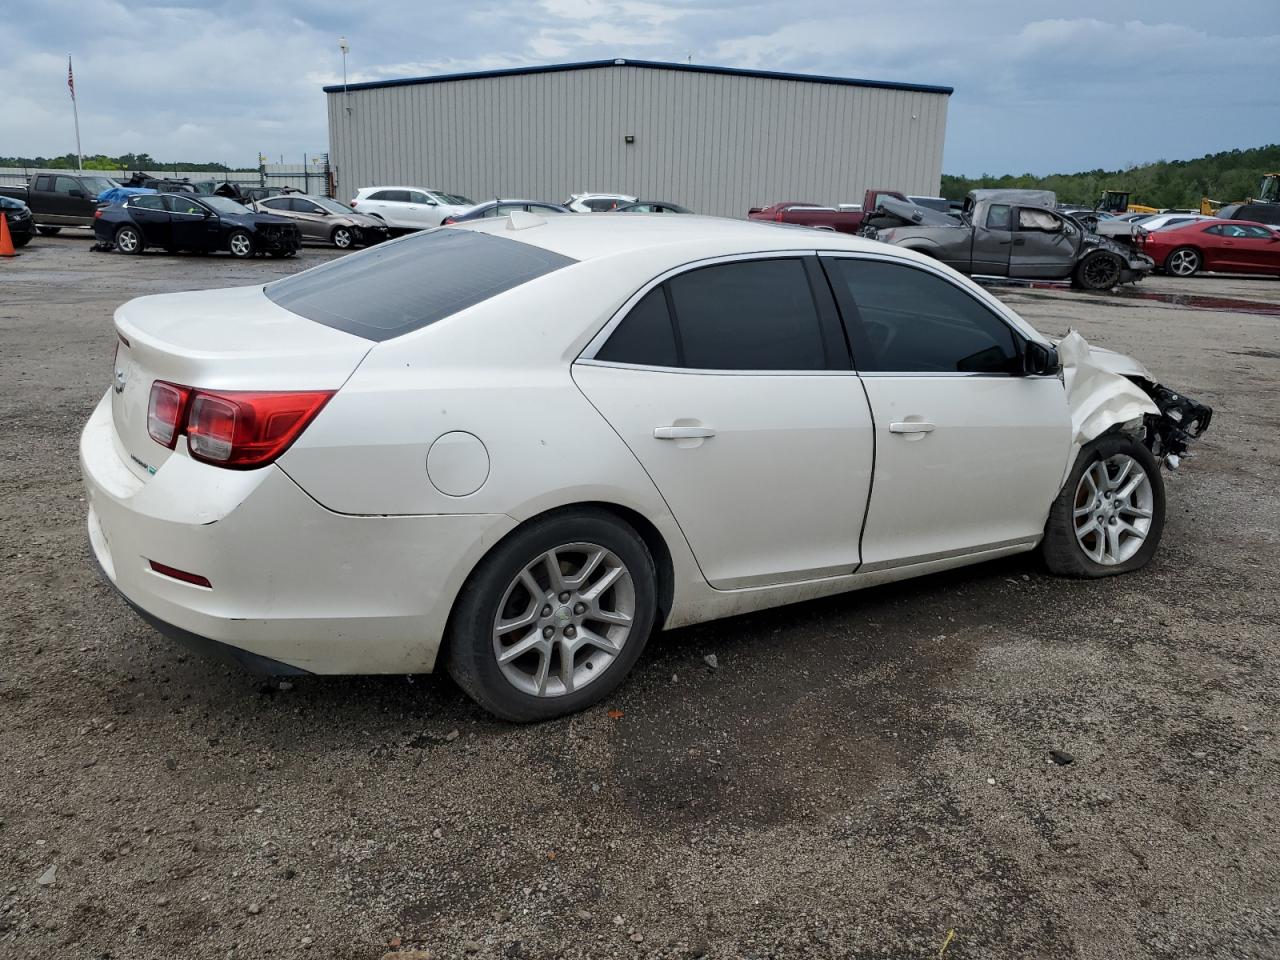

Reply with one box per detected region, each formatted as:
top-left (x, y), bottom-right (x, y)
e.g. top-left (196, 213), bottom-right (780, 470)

top-left (330, 226), bottom-right (353, 249)
top-left (1165, 247), bottom-right (1201, 277)
top-left (227, 230), bottom-right (253, 258)
top-left (445, 509), bottom-right (658, 722)
top-left (1041, 434), bottom-right (1165, 578)
top-left (1073, 251), bottom-right (1122, 290)
top-left (114, 225), bottom-right (144, 255)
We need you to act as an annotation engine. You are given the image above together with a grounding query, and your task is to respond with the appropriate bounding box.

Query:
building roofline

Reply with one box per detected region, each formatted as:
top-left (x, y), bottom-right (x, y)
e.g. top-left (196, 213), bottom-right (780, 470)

top-left (322, 58), bottom-right (954, 96)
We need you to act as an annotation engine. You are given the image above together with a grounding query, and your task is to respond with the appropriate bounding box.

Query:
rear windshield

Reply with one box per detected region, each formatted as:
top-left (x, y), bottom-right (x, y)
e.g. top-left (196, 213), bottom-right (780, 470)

top-left (264, 228), bottom-right (576, 341)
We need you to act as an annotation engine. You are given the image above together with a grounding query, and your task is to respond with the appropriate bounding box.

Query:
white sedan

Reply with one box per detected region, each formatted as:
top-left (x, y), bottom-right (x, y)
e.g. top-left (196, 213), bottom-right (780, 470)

top-left (80, 214), bottom-right (1211, 721)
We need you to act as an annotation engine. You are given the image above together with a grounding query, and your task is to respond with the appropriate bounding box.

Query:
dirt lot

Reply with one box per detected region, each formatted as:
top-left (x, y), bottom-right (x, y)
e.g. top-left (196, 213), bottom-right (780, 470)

top-left (2, 234), bottom-right (1278, 960)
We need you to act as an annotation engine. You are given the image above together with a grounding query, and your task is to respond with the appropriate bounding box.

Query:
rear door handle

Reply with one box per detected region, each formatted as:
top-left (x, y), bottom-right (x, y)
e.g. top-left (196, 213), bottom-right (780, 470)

top-left (889, 421), bottom-right (935, 434)
top-left (654, 425), bottom-right (716, 440)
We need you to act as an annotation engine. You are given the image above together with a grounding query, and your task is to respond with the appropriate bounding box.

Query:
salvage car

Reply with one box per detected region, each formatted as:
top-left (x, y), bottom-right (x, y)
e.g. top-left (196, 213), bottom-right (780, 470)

top-left (93, 193), bottom-right (301, 258)
top-left (564, 192), bottom-right (637, 212)
top-left (865, 190), bottom-right (1154, 289)
top-left (442, 200), bottom-right (571, 223)
top-left (0, 195), bottom-right (35, 247)
top-left (351, 187), bottom-right (474, 230)
top-left (251, 194), bottom-right (389, 248)
top-left (1145, 218), bottom-right (1280, 277)
top-left (615, 201), bottom-right (693, 214)
top-left (81, 216), bottom-right (1209, 721)
top-left (750, 190), bottom-right (907, 234)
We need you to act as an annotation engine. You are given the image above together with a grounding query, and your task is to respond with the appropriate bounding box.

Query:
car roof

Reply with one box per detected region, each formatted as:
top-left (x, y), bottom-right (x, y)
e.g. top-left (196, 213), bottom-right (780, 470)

top-left (359, 186), bottom-right (442, 193)
top-left (452, 212), bottom-right (898, 263)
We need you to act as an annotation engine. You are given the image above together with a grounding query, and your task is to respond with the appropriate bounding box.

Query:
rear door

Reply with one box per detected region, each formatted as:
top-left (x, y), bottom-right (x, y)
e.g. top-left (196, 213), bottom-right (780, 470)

top-left (822, 254), bottom-right (1070, 569)
top-left (971, 203), bottom-right (1013, 275)
top-left (573, 254), bottom-right (873, 589)
top-left (1009, 208), bottom-right (1075, 278)
top-left (128, 195), bottom-right (171, 246)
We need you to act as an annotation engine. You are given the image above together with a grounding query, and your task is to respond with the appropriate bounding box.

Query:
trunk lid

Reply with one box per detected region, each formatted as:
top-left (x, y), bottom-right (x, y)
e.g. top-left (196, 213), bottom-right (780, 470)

top-left (111, 285), bottom-right (371, 479)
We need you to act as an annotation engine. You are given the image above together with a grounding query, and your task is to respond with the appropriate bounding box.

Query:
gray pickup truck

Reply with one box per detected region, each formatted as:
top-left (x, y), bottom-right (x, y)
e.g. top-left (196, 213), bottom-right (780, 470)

top-left (0, 172), bottom-right (121, 234)
top-left (863, 189), bottom-right (1154, 290)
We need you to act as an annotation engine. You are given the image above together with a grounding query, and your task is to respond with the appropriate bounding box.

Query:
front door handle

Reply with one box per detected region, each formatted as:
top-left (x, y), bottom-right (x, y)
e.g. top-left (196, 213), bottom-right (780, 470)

top-left (889, 421), bottom-right (935, 434)
top-left (654, 425), bottom-right (716, 440)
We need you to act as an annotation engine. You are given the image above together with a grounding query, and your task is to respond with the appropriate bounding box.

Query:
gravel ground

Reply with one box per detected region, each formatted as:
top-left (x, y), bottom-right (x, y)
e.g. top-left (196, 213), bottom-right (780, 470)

top-left (1, 235), bottom-right (1278, 960)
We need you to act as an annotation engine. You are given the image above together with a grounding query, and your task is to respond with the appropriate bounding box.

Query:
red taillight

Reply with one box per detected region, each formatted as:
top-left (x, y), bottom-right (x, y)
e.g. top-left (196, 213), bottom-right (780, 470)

top-left (148, 560), bottom-right (212, 588)
top-left (147, 381), bottom-right (192, 448)
top-left (442, 216), bottom-right (456, 225)
top-left (147, 382), bottom-right (333, 469)
top-left (94, 209), bottom-right (103, 219)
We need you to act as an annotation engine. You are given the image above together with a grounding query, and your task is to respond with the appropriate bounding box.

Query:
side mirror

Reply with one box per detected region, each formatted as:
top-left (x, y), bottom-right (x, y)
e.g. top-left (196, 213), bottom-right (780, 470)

top-left (1024, 341), bottom-right (1061, 376)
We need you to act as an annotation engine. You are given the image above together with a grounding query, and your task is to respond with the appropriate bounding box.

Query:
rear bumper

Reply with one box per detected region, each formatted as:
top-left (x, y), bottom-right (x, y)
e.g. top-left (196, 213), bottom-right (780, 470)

top-left (80, 392), bottom-right (516, 674)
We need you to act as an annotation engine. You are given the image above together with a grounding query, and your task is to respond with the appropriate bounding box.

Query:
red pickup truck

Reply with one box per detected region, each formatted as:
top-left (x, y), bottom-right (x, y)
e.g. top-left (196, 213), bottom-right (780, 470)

top-left (748, 189), bottom-right (908, 234)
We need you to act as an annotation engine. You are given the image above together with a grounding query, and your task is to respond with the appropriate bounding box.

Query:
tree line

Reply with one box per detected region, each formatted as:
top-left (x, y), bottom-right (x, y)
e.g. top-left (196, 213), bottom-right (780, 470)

top-left (941, 143), bottom-right (1280, 210)
top-left (0, 153), bottom-right (255, 172)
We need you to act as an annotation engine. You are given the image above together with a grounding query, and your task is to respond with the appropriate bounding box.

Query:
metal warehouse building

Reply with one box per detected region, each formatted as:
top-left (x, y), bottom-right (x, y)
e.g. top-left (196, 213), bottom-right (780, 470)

top-left (323, 59), bottom-right (952, 218)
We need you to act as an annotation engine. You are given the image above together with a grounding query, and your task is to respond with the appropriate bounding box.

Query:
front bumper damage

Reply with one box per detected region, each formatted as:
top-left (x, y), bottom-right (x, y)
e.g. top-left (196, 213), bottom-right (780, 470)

top-left (1135, 381), bottom-right (1213, 467)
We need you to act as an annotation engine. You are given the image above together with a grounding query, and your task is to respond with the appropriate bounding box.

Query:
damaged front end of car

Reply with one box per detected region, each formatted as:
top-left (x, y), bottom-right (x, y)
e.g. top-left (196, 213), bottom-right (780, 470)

top-left (1057, 331), bottom-right (1212, 473)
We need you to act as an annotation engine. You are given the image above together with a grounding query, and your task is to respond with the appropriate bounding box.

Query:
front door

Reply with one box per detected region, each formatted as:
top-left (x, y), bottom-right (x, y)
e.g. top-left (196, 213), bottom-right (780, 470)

top-left (822, 255), bottom-right (1070, 568)
top-left (288, 198), bottom-right (329, 241)
top-left (971, 202), bottom-right (1013, 276)
top-left (1009, 207), bottom-right (1075, 279)
top-left (574, 255), bottom-right (872, 589)
top-left (165, 195), bottom-right (219, 250)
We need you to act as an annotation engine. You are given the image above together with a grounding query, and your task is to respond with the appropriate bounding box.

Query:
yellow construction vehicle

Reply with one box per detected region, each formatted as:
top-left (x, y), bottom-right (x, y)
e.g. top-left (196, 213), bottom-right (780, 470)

top-left (1098, 190), bottom-right (1159, 215)
top-left (1201, 172), bottom-right (1280, 217)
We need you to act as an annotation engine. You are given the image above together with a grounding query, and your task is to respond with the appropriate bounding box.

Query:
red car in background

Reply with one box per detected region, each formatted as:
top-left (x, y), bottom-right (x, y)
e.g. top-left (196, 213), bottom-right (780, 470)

top-left (1146, 219), bottom-right (1280, 277)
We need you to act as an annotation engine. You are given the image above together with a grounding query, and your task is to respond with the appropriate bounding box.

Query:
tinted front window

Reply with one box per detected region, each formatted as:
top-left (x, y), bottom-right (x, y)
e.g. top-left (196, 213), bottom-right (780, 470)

top-left (265, 229), bottom-right (577, 342)
top-left (595, 288), bottom-right (678, 367)
top-left (54, 176), bottom-right (81, 195)
top-left (261, 198), bottom-right (291, 210)
top-left (166, 195), bottom-right (207, 215)
top-left (667, 259), bottom-right (827, 370)
top-left (828, 259), bottom-right (1020, 374)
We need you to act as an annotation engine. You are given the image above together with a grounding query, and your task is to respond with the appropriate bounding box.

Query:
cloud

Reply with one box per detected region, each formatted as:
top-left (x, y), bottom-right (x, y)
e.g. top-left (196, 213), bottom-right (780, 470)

top-left (2, 0), bottom-right (1277, 175)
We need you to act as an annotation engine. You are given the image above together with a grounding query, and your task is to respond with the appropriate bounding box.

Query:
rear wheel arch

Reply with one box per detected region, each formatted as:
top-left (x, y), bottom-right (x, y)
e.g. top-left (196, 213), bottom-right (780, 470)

top-left (444, 501), bottom-right (675, 647)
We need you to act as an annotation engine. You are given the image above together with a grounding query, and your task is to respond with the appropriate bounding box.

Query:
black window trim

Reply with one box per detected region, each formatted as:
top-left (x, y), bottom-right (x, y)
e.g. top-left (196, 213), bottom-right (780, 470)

top-left (578, 251), bottom-right (853, 375)
top-left (818, 251), bottom-right (1044, 378)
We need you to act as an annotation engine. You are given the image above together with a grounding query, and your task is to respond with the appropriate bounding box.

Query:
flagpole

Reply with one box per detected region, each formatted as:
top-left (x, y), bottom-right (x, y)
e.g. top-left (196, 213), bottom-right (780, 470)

top-left (68, 54), bottom-right (83, 172)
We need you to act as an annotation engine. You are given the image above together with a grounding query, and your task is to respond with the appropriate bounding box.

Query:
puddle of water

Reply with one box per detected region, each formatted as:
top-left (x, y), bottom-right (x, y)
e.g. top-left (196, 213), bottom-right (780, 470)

top-left (978, 277), bottom-right (1280, 318)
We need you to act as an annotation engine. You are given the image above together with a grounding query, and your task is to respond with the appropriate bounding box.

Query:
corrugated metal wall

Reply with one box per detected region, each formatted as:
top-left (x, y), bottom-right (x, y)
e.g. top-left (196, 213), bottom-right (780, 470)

top-left (326, 64), bottom-right (949, 217)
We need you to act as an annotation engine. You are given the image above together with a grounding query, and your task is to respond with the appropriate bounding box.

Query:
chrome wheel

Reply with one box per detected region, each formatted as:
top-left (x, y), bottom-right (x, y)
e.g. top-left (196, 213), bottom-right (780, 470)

top-left (1073, 453), bottom-right (1155, 566)
top-left (1167, 248), bottom-right (1200, 277)
top-left (228, 232), bottom-right (252, 257)
top-left (492, 542), bottom-right (635, 698)
top-left (332, 227), bottom-right (353, 248)
top-left (115, 227), bottom-right (139, 253)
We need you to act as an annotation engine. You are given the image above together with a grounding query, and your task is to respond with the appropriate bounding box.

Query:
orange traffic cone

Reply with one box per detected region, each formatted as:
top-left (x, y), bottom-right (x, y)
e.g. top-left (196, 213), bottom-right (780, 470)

top-left (0, 212), bottom-right (16, 257)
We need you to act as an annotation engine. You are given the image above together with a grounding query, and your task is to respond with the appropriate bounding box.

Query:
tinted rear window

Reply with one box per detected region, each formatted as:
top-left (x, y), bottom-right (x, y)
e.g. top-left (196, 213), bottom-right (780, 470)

top-left (264, 229), bottom-right (576, 341)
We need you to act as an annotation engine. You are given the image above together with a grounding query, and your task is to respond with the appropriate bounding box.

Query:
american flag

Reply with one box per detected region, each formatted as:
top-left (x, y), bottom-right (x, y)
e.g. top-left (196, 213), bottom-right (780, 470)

top-left (67, 55), bottom-right (75, 101)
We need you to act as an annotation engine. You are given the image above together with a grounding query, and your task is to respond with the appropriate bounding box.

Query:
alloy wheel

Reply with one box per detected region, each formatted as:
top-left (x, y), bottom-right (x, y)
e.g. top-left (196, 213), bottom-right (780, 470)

top-left (491, 542), bottom-right (635, 698)
top-left (333, 228), bottom-right (352, 248)
top-left (116, 228), bottom-right (139, 253)
top-left (1082, 254), bottom-right (1120, 289)
top-left (229, 233), bottom-right (252, 257)
top-left (1072, 454), bottom-right (1154, 565)
top-left (1167, 249), bottom-right (1199, 277)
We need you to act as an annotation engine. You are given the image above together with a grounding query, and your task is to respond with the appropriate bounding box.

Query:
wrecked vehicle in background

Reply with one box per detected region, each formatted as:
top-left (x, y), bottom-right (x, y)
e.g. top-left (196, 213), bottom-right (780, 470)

top-left (862, 189), bottom-right (1154, 290)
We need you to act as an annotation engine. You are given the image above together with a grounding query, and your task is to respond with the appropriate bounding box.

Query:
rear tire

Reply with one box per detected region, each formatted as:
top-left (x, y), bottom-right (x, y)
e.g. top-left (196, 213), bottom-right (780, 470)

top-left (1073, 251), bottom-right (1122, 290)
top-left (114, 225), bottom-right (144, 255)
top-left (445, 509), bottom-right (658, 722)
top-left (227, 230), bottom-right (253, 258)
top-left (1041, 434), bottom-right (1165, 578)
top-left (1165, 247), bottom-right (1201, 277)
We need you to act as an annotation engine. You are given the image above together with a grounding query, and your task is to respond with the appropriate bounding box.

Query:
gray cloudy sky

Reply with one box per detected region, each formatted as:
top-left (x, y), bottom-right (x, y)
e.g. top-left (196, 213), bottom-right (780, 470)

top-left (6, 0), bottom-right (1277, 174)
